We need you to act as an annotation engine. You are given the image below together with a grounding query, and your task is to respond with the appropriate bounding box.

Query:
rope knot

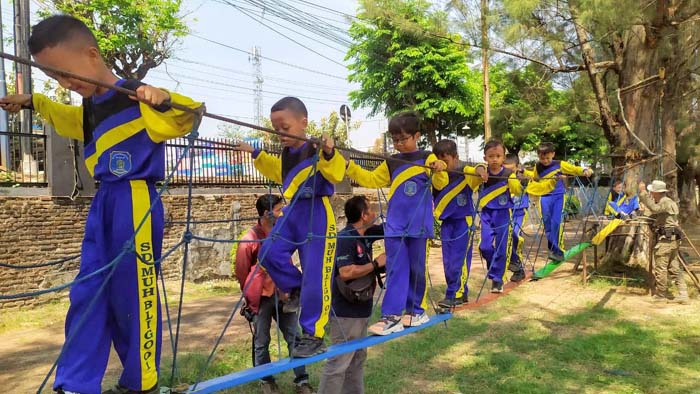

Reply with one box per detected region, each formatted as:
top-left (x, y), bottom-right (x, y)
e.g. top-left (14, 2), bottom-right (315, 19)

top-left (183, 231), bottom-right (193, 243)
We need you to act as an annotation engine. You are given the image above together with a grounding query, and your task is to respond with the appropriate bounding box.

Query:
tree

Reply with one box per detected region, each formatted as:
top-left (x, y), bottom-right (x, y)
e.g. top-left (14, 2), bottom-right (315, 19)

top-left (44, 0), bottom-right (189, 80)
top-left (346, 0), bottom-right (482, 145)
top-left (305, 111), bottom-right (358, 148)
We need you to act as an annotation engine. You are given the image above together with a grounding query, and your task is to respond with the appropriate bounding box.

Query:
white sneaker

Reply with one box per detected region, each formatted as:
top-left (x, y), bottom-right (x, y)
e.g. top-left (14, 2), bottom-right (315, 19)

top-left (369, 315), bottom-right (404, 335)
top-left (401, 312), bottom-right (429, 327)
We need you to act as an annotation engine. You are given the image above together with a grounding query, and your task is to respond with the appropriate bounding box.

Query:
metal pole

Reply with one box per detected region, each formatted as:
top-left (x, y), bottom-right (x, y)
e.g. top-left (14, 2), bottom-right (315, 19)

top-left (14, 0), bottom-right (33, 178)
top-left (0, 0), bottom-right (9, 167)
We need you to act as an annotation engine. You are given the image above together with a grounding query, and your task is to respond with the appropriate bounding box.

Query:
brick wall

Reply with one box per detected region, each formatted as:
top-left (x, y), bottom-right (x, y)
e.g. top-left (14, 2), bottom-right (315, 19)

top-left (0, 190), bottom-right (375, 309)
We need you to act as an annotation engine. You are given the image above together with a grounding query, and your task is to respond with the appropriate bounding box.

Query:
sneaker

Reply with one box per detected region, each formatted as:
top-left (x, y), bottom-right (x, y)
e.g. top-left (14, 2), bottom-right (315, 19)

top-left (283, 288), bottom-right (301, 313)
top-left (295, 382), bottom-right (316, 394)
top-left (369, 315), bottom-right (404, 335)
top-left (511, 269), bottom-right (526, 282)
top-left (672, 293), bottom-right (690, 304)
top-left (491, 281), bottom-right (504, 293)
top-left (401, 312), bottom-right (430, 327)
top-left (291, 334), bottom-right (326, 358)
top-left (461, 294), bottom-right (469, 304)
top-left (260, 381), bottom-right (281, 394)
top-left (437, 297), bottom-right (463, 308)
top-left (548, 251), bottom-right (565, 261)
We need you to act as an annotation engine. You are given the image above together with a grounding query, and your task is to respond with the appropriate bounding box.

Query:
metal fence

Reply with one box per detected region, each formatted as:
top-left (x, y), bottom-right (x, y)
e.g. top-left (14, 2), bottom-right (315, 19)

top-left (165, 137), bottom-right (385, 187)
top-left (0, 131), bottom-right (47, 186)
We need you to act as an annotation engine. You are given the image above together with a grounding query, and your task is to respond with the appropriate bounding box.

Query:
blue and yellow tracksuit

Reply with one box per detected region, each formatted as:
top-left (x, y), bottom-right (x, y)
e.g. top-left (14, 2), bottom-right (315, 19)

top-left (253, 142), bottom-right (345, 338)
top-left (33, 79), bottom-right (202, 394)
top-left (605, 191), bottom-right (640, 216)
top-left (510, 191), bottom-right (530, 271)
top-left (433, 164), bottom-right (482, 300)
top-left (347, 151), bottom-right (448, 317)
top-left (478, 167), bottom-right (522, 284)
top-left (526, 160), bottom-right (585, 257)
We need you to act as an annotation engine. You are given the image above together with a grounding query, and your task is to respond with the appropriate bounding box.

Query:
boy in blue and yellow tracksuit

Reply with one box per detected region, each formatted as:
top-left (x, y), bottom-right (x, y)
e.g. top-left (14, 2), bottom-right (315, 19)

top-left (504, 154), bottom-right (529, 282)
top-left (525, 142), bottom-right (592, 261)
top-left (235, 97), bottom-right (345, 358)
top-left (479, 140), bottom-right (522, 293)
top-left (432, 140), bottom-right (486, 308)
top-left (0, 16), bottom-right (202, 394)
top-left (346, 112), bottom-right (448, 336)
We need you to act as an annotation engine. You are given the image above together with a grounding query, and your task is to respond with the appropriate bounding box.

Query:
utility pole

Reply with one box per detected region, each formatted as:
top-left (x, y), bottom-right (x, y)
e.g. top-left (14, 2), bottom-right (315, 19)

top-left (481, 0), bottom-right (491, 141)
top-left (0, 0), bottom-right (9, 167)
top-left (249, 46), bottom-right (263, 127)
top-left (15, 0), bottom-right (34, 176)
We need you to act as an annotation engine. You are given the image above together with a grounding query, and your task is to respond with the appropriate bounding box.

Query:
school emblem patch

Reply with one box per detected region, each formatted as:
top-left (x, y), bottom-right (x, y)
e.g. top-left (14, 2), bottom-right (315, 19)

top-left (404, 181), bottom-right (417, 197)
top-left (109, 151), bottom-right (132, 177)
top-left (457, 193), bottom-right (468, 207)
top-left (301, 187), bottom-right (313, 199)
top-left (498, 194), bottom-right (509, 206)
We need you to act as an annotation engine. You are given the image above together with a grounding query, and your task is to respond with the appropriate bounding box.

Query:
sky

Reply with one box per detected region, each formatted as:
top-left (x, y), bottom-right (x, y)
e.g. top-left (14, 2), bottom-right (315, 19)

top-left (2, 0), bottom-right (389, 151)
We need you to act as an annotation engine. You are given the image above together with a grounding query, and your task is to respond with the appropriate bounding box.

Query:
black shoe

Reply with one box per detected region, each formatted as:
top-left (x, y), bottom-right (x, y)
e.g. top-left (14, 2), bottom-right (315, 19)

top-left (511, 269), bottom-right (526, 282)
top-left (461, 294), bottom-right (469, 304)
top-left (491, 281), bottom-right (504, 293)
top-left (437, 297), bottom-right (463, 308)
top-left (283, 288), bottom-right (301, 313)
top-left (102, 384), bottom-right (159, 394)
top-left (292, 334), bottom-right (326, 358)
top-left (548, 251), bottom-right (565, 261)
top-left (508, 260), bottom-right (523, 272)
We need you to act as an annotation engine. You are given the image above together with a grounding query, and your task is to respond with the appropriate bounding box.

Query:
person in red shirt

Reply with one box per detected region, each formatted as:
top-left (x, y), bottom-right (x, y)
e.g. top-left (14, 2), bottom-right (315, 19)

top-left (234, 194), bottom-right (314, 394)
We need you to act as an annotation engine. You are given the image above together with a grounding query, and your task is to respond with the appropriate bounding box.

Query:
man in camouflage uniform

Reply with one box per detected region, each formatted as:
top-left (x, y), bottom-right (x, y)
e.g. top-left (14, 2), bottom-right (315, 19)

top-left (638, 180), bottom-right (689, 304)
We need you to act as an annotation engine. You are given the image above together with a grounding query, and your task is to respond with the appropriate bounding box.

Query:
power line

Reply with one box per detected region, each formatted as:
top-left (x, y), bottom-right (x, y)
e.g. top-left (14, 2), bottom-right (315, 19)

top-left (168, 57), bottom-right (351, 91)
top-left (190, 33), bottom-right (347, 80)
top-left (222, 1), bottom-right (347, 67)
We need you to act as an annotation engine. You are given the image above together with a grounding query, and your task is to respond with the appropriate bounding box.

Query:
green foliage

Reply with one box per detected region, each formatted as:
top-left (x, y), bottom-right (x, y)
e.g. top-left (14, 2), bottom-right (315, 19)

top-left (347, 0), bottom-right (482, 144)
top-left (305, 111), bottom-right (358, 148)
top-left (43, 0), bottom-right (189, 80)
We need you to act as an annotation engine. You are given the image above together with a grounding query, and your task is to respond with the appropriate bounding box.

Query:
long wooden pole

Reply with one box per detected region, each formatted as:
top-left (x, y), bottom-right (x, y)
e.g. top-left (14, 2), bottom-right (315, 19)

top-left (481, 0), bottom-right (491, 141)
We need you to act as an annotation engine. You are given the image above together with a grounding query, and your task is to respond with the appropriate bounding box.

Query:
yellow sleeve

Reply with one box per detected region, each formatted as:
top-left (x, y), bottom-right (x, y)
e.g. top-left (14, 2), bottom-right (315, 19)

top-left (141, 90), bottom-right (204, 143)
top-left (463, 165), bottom-right (484, 190)
top-left (346, 160), bottom-right (390, 188)
top-left (253, 150), bottom-right (283, 185)
top-left (426, 153), bottom-right (448, 191)
top-left (560, 161), bottom-right (585, 176)
top-left (604, 193), bottom-right (616, 215)
top-left (523, 169), bottom-right (536, 179)
top-left (508, 173), bottom-right (523, 196)
top-left (32, 94), bottom-right (83, 141)
top-left (317, 149), bottom-right (346, 184)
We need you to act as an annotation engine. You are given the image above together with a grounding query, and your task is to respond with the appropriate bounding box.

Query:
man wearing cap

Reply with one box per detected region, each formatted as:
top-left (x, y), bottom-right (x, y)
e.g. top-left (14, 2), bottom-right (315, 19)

top-left (638, 180), bottom-right (689, 304)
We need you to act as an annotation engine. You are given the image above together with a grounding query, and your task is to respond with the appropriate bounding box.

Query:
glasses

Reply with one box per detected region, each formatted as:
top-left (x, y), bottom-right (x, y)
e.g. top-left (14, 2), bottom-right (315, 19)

top-left (391, 135), bottom-right (413, 145)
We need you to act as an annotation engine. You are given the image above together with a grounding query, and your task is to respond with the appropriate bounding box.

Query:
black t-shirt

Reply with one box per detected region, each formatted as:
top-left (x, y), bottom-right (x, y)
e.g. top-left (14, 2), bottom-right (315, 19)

top-left (332, 224), bottom-right (384, 318)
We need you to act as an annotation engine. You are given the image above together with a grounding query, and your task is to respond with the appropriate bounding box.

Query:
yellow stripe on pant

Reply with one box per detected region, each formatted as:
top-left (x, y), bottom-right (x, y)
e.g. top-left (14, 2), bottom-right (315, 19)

top-left (130, 180), bottom-right (158, 390)
top-left (502, 209), bottom-right (514, 283)
top-left (455, 216), bottom-right (473, 299)
top-left (314, 196), bottom-right (336, 337)
top-left (420, 238), bottom-right (430, 310)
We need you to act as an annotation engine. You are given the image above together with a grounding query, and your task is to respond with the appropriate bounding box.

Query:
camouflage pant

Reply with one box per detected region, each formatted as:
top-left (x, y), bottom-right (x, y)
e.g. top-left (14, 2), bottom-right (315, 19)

top-left (653, 240), bottom-right (688, 294)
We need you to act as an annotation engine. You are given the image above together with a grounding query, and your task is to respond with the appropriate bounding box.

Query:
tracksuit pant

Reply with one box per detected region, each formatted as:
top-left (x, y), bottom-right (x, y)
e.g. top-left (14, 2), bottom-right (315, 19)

top-left (509, 209), bottom-right (527, 271)
top-left (479, 207), bottom-right (513, 284)
top-left (382, 237), bottom-right (428, 316)
top-left (54, 180), bottom-right (163, 394)
top-left (441, 217), bottom-right (473, 299)
top-left (259, 197), bottom-right (336, 338)
top-left (540, 194), bottom-right (565, 256)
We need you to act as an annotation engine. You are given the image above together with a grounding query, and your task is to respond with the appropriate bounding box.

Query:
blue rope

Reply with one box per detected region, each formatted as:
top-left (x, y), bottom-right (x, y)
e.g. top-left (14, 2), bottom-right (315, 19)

top-left (0, 254), bottom-right (80, 269)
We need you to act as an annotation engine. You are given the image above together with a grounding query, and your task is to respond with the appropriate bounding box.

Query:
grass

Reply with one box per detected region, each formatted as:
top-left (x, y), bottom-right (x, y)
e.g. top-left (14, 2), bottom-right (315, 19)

top-left (159, 282), bottom-right (700, 394)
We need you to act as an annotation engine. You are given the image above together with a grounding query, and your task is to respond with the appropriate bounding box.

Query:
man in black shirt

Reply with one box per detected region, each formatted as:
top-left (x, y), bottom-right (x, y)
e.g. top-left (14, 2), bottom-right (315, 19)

top-left (318, 196), bottom-right (385, 394)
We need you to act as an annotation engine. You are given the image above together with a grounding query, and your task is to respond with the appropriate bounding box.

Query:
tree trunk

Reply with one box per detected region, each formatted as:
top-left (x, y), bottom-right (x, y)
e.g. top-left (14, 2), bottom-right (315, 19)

top-left (481, 0), bottom-right (491, 140)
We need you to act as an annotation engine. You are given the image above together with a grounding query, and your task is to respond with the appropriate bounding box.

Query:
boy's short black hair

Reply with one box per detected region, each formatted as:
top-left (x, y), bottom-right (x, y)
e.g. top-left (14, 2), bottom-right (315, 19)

top-left (345, 195), bottom-right (369, 224)
top-left (504, 153), bottom-right (520, 165)
top-left (271, 97), bottom-right (308, 117)
top-left (484, 139), bottom-right (505, 154)
top-left (255, 194), bottom-right (283, 217)
top-left (28, 15), bottom-right (98, 55)
top-left (612, 179), bottom-right (624, 187)
top-left (433, 139), bottom-right (458, 157)
top-left (537, 142), bottom-right (556, 155)
top-left (388, 111), bottom-right (421, 137)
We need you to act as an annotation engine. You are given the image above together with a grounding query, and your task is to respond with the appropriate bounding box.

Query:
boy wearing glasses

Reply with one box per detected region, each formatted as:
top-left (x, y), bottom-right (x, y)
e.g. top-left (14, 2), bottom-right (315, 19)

top-left (345, 112), bottom-right (448, 335)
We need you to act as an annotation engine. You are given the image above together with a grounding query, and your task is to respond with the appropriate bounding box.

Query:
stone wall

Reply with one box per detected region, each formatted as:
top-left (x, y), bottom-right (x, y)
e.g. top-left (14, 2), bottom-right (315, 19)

top-left (0, 189), bottom-right (374, 309)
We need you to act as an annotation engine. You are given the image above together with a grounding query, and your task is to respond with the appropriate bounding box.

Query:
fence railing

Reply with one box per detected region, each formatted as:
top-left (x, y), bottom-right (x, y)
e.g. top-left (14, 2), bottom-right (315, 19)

top-left (165, 137), bottom-right (385, 187)
top-left (0, 131), bottom-right (47, 186)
